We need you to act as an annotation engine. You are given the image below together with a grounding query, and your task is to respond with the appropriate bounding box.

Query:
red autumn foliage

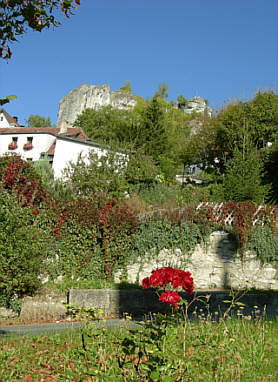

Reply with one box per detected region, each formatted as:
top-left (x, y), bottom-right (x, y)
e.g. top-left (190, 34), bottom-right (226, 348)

top-left (0, 154), bottom-right (46, 207)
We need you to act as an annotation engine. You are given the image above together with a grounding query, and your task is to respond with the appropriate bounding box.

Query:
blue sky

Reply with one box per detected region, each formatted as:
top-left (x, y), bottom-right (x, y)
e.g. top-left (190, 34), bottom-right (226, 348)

top-left (1, 0), bottom-right (278, 126)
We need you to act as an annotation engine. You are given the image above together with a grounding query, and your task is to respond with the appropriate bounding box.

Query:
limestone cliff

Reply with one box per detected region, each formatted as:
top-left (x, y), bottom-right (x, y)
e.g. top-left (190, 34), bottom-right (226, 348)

top-left (57, 84), bottom-right (211, 129)
top-left (57, 84), bottom-right (137, 129)
top-left (184, 96), bottom-right (212, 117)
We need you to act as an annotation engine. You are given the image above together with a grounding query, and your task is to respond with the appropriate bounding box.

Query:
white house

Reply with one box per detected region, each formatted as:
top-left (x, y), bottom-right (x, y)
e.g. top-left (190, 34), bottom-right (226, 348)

top-left (0, 108), bottom-right (21, 128)
top-left (0, 109), bottom-right (117, 178)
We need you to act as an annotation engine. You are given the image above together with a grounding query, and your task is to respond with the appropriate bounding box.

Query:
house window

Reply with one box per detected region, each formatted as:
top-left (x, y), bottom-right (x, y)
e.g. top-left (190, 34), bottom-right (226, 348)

top-left (26, 158), bottom-right (33, 162)
top-left (23, 136), bottom-right (33, 150)
top-left (8, 137), bottom-right (18, 150)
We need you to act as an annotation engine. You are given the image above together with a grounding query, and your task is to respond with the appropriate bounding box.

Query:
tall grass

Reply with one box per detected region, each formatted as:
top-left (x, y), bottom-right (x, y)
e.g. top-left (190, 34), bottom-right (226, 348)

top-left (0, 316), bottom-right (277, 381)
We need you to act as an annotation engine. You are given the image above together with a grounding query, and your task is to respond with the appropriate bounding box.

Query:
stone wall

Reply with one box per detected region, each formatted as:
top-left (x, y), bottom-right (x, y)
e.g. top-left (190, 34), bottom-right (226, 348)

top-left (114, 231), bottom-right (278, 291)
top-left (68, 289), bottom-right (278, 318)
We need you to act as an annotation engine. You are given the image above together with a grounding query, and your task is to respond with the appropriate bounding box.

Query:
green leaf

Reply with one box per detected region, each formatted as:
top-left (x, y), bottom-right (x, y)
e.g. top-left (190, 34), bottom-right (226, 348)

top-left (162, 376), bottom-right (173, 382)
top-left (150, 370), bottom-right (160, 379)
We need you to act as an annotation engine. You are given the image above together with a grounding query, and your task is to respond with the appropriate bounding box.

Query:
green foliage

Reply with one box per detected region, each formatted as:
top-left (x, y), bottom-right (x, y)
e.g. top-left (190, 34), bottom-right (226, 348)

top-left (223, 138), bottom-right (269, 203)
top-left (263, 139), bottom-right (278, 204)
top-left (73, 91), bottom-right (191, 180)
top-left (130, 220), bottom-right (202, 264)
top-left (154, 82), bottom-right (169, 100)
top-left (0, 0), bottom-right (81, 59)
top-left (0, 318), bottom-right (277, 381)
top-left (140, 97), bottom-right (168, 162)
top-left (0, 189), bottom-right (47, 300)
top-left (126, 149), bottom-right (158, 184)
top-left (246, 226), bottom-right (278, 263)
top-left (32, 160), bottom-right (73, 201)
top-left (63, 149), bottom-right (129, 200)
top-left (0, 94), bottom-right (17, 106)
top-left (119, 80), bottom-right (132, 92)
top-left (191, 90), bottom-right (278, 174)
top-left (42, 197), bottom-right (138, 283)
top-left (177, 94), bottom-right (188, 109)
top-left (73, 105), bottom-right (137, 146)
top-left (25, 114), bottom-right (52, 128)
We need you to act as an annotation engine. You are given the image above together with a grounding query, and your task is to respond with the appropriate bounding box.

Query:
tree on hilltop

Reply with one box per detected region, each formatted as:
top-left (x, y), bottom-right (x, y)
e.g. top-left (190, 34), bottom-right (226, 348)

top-left (26, 114), bottom-right (52, 128)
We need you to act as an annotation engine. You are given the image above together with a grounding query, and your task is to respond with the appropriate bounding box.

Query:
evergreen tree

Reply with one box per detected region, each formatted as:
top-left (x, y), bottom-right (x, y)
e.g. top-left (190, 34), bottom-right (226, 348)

top-left (223, 136), bottom-right (269, 203)
top-left (141, 97), bottom-right (168, 162)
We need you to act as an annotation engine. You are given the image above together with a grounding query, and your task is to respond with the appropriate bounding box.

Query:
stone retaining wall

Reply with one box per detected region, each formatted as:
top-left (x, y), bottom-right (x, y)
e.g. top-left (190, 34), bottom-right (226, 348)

top-left (68, 289), bottom-right (278, 318)
top-left (114, 231), bottom-right (278, 290)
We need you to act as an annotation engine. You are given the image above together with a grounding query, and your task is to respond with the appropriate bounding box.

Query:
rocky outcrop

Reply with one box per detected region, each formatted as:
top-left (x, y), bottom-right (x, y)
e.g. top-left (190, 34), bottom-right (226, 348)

top-left (57, 84), bottom-right (212, 129)
top-left (57, 84), bottom-right (137, 129)
top-left (184, 96), bottom-right (212, 117)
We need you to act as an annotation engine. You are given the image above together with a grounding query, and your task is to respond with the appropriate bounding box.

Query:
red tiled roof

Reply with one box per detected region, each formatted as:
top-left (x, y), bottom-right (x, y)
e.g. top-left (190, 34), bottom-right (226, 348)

top-left (0, 108), bottom-right (21, 127)
top-left (0, 127), bottom-right (88, 140)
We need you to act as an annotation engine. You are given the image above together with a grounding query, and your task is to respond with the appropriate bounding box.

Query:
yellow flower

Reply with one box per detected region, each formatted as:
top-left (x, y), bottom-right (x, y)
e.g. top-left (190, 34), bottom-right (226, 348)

top-left (230, 338), bottom-right (235, 343)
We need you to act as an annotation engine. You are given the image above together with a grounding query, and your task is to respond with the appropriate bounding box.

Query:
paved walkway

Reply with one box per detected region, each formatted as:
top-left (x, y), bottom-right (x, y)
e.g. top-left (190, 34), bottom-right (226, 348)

top-left (0, 319), bottom-right (142, 337)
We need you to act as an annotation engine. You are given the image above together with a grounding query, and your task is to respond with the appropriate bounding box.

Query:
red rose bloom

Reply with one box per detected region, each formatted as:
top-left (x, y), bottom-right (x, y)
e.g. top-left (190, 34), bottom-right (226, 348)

top-left (142, 277), bottom-right (151, 289)
top-left (159, 291), bottom-right (180, 308)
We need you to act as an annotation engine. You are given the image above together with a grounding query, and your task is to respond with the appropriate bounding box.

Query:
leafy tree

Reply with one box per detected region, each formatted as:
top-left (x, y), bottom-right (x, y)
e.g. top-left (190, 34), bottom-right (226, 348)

top-left (177, 94), bottom-right (188, 109)
top-left (63, 150), bottom-right (130, 200)
top-left (188, 90), bottom-right (278, 174)
top-left (0, 94), bottom-right (16, 105)
top-left (0, 0), bottom-right (81, 59)
top-left (154, 83), bottom-right (169, 100)
top-left (126, 149), bottom-right (158, 184)
top-left (74, 105), bottom-right (137, 146)
top-left (26, 114), bottom-right (52, 128)
top-left (119, 80), bottom-right (132, 92)
top-left (0, 1), bottom-right (81, 107)
top-left (74, 92), bottom-right (193, 180)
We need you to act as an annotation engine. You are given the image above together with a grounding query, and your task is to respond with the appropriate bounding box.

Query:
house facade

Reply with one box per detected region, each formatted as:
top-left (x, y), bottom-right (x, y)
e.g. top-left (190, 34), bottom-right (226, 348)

top-left (0, 109), bottom-right (112, 178)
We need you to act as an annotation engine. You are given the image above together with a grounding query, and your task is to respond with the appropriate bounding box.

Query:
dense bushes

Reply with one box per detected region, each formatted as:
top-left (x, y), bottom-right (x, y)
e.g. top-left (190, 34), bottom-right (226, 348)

top-left (0, 154), bottom-right (46, 206)
top-left (129, 220), bottom-right (203, 266)
top-left (1, 153), bottom-right (278, 310)
top-left (0, 189), bottom-right (48, 301)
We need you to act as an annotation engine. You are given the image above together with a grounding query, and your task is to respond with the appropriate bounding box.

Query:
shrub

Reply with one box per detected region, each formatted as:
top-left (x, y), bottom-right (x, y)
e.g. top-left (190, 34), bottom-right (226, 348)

top-left (246, 225), bottom-right (278, 263)
top-left (130, 219), bottom-right (203, 265)
top-left (44, 198), bottom-right (138, 282)
top-left (0, 189), bottom-right (47, 301)
top-left (0, 154), bottom-right (46, 206)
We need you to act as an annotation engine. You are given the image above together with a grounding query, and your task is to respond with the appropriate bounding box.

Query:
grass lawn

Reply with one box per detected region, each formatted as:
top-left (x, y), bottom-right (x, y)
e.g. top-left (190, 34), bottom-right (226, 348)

top-left (0, 315), bottom-right (277, 381)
